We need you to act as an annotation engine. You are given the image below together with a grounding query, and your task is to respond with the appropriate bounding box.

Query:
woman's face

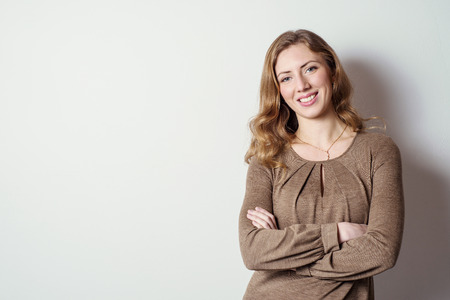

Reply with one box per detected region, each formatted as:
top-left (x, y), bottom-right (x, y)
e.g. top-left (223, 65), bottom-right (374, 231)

top-left (275, 43), bottom-right (334, 123)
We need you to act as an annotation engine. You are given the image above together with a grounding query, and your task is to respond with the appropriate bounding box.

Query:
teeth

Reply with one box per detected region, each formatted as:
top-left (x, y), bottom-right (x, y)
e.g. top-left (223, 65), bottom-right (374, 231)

top-left (299, 94), bottom-right (316, 103)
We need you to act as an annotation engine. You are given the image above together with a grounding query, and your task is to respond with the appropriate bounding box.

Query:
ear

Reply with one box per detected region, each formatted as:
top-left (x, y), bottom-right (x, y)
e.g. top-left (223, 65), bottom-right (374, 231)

top-left (331, 74), bottom-right (337, 90)
top-left (330, 72), bottom-right (336, 83)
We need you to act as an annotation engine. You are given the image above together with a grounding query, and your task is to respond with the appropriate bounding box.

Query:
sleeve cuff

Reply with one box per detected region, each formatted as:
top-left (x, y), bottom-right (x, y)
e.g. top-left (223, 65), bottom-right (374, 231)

top-left (296, 265), bottom-right (311, 276)
top-left (296, 224), bottom-right (339, 276)
top-left (321, 223), bottom-right (340, 254)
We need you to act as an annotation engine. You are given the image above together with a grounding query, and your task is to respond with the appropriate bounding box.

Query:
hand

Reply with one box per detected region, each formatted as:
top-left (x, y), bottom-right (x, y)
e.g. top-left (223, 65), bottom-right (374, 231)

top-left (247, 207), bottom-right (278, 229)
top-left (337, 222), bottom-right (368, 243)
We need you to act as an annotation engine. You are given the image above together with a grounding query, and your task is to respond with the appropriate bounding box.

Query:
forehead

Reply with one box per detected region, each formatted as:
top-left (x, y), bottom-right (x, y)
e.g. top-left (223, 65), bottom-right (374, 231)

top-left (275, 43), bottom-right (324, 73)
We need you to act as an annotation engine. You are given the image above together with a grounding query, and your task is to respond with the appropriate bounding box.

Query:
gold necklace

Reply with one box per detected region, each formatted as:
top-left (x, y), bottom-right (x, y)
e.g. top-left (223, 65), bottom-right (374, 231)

top-left (296, 125), bottom-right (348, 160)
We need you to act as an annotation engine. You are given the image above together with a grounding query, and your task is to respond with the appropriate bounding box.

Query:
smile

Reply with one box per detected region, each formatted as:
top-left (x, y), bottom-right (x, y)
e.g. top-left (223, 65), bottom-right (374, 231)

top-left (298, 92), bottom-right (318, 103)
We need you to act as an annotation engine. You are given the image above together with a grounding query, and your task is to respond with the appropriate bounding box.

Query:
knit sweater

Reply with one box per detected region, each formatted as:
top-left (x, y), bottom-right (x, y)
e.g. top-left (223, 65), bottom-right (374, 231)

top-left (239, 132), bottom-right (404, 299)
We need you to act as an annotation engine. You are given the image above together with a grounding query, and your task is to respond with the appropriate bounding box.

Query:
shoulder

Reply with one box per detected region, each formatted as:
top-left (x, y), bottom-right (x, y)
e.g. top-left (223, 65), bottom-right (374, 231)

top-left (354, 132), bottom-right (402, 171)
top-left (247, 156), bottom-right (273, 178)
top-left (356, 132), bottom-right (400, 154)
top-left (247, 148), bottom-right (300, 182)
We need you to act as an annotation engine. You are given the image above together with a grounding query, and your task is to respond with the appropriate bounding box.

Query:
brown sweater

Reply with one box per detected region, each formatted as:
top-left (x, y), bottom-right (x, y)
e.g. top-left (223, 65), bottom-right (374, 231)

top-left (239, 132), bottom-right (404, 299)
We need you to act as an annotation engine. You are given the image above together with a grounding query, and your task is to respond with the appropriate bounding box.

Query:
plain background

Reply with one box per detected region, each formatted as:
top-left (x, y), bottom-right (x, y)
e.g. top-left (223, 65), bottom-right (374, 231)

top-left (0, 0), bottom-right (449, 299)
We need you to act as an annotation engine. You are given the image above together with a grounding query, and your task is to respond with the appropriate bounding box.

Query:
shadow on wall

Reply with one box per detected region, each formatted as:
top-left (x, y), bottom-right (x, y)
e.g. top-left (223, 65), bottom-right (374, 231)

top-left (345, 56), bottom-right (450, 300)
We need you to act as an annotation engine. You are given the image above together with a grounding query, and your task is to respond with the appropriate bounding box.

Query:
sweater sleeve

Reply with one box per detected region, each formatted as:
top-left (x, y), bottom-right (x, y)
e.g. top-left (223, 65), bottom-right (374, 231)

top-left (239, 158), bottom-right (340, 271)
top-left (296, 138), bottom-right (404, 281)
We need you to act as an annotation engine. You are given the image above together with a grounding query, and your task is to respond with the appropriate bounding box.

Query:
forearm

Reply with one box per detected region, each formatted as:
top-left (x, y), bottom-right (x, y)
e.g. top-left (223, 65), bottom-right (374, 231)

top-left (240, 219), bottom-right (339, 271)
top-left (240, 159), bottom-right (340, 271)
top-left (296, 227), bottom-right (402, 281)
top-left (297, 139), bottom-right (404, 281)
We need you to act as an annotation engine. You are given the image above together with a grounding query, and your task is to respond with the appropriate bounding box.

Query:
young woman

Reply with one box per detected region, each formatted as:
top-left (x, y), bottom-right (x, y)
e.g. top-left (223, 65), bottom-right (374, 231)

top-left (239, 29), bottom-right (404, 299)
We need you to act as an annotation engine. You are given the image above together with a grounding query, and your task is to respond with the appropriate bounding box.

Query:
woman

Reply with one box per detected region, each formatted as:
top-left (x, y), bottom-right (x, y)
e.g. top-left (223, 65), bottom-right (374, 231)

top-left (239, 29), bottom-right (404, 299)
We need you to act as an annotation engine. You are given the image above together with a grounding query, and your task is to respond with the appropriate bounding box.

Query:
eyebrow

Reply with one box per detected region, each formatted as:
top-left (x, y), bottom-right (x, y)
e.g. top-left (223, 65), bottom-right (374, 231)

top-left (276, 60), bottom-right (319, 78)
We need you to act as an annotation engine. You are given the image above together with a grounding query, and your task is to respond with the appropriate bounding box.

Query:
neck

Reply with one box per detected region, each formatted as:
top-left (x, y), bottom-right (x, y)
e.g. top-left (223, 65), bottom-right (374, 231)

top-left (296, 115), bottom-right (347, 149)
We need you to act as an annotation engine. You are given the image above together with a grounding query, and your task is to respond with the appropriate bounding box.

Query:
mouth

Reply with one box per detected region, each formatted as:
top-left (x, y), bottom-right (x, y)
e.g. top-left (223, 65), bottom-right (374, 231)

top-left (298, 92), bottom-right (318, 103)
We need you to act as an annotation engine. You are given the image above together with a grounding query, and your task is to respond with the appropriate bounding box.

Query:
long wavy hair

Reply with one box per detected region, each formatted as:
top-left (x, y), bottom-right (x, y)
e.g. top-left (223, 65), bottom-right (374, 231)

top-left (245, 29), bottom-right (364, 168)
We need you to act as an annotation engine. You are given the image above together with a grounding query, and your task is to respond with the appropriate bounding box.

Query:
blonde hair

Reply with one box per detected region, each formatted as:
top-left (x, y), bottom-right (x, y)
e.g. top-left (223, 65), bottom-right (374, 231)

top-left (245, 29), bottom-right (364, 168)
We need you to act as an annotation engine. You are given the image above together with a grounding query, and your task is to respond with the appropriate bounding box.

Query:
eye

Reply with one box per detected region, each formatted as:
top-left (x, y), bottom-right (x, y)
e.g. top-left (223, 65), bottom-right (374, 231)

top-left (305, 66), bottom-right (317, 73)
top-left (280, 77), bottom-right (292, 83)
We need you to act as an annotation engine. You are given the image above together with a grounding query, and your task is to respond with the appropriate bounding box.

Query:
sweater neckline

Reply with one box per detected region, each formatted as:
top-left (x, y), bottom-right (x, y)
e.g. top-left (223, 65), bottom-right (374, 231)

top-left (289, 132), bottom-right (360, 163)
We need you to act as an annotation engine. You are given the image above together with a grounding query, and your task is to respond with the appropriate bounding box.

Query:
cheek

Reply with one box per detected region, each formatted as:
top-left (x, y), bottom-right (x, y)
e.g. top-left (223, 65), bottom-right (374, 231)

top-left (317, 72), bottom-right (332, 88)
top-left (279, 85), bottom-right (292, 100)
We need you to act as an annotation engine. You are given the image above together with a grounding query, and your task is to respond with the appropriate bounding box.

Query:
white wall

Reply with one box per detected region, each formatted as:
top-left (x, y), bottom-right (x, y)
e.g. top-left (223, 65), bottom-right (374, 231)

top-left (0, 0), bottom-right (449, 299)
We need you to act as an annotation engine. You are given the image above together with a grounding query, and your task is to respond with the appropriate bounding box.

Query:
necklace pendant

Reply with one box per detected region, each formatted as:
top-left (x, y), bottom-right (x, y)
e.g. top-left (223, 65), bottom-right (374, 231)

top-left (296, 124), bottom-right (348, 162)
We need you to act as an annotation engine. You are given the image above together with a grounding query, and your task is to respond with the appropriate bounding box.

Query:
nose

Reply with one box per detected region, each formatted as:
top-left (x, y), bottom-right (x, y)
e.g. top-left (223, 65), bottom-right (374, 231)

top-left (296, 76), bottom-right (310, 92)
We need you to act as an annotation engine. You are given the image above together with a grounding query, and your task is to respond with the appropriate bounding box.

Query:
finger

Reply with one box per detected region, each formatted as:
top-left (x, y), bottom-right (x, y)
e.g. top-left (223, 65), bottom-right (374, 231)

top-left (255, 207), bottom-right (276, 223)
top-left (252, 220), bottom-right (263, 229)
top-left (252, 218), bottom-right (271, 229)
top-left (247, 212), bottom-right (274, 229)
top-left (248, 210), bottom-right (274, 229)
top-left (248, 210), bottom-right (277, 229)
top-left (255, 207), bottom-right (278, 229)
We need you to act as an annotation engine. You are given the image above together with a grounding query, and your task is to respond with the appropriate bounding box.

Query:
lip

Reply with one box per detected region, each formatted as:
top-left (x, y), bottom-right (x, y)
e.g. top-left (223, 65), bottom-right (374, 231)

top-left (297, 92), bottom-right (318, 107)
